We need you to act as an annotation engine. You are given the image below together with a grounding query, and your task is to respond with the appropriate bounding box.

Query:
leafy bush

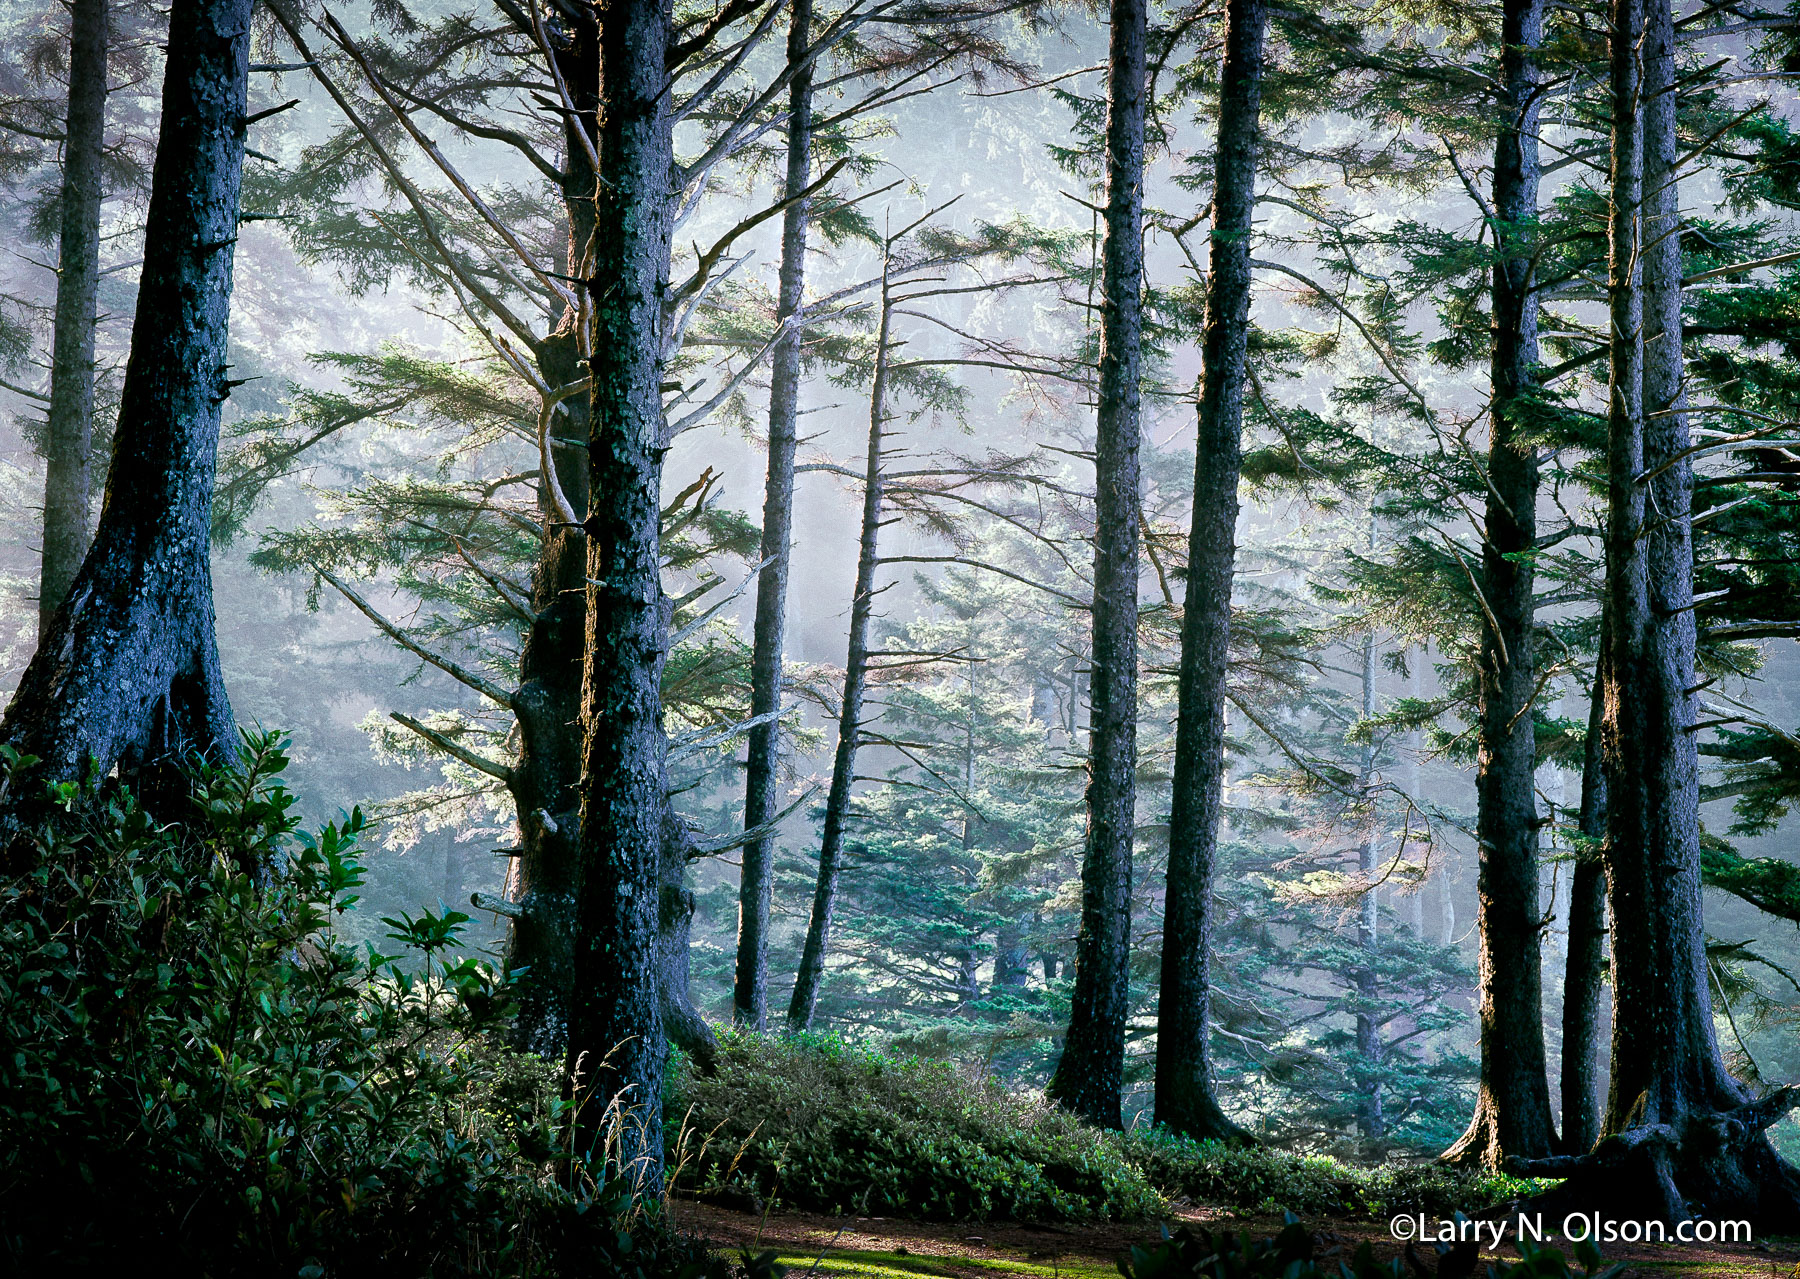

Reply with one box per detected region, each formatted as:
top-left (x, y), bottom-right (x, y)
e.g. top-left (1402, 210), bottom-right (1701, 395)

top-left (1121, 1131), bottom-right (1547, 1219)
top-left (668, 1030), bottom-right (1164, 1221)
top-left (1120, 1217), bottom-right (1622, 1279)
top-left (0, 732), bottom-right (727, 1277)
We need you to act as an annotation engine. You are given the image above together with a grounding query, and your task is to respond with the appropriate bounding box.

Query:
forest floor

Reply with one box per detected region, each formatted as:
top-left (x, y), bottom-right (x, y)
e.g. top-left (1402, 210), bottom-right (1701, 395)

top-left (676, 1202), bottom-right (1800, 1279)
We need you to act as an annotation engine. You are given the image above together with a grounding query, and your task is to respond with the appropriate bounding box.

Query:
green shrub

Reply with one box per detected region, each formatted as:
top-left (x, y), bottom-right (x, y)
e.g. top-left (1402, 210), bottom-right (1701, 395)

top-left (1120, 1131), bottom-right (1547, 1219)
top-left (1120, 1217), bottom-right (1622, 1279)
top-left (0, 732), bottom-right (727, 1277)
top-left (668, 1030), bottom-right (1164, 1221)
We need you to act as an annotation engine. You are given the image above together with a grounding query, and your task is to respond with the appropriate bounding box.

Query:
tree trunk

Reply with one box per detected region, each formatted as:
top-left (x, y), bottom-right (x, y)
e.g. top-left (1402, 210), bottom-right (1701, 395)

top-left (737, 0), bottom-right (816, 1031)
top-left (661, 811), bottom-right (718, 1071)
top-left (1560, 666), bottom-right (1608, 1153)
top-left (1600, 0), bottom-right (1799, 1220)
top-left (566, 0), bottom-right (675, 1196)
top-left (505, 332), bottom-right (592, 1057)
top-left (0, 0), bottom-right (247, 831)
top-left (1443, 0), bottom-right (1557, 1169)
top-left (1355, 631), bottom-right (1385, 1154)
top-left (1513, 0), bottom-right (1800, 1225)
top-left (786, 271), bottom-right (894, 1032)
top-left (37, 0), bottom-right (109, 638)
top-left (1045, 0), bottom-right (1146, 1133)
top-left (994, 925), bottom-right (1030, 991)
top-left (501, 13), bottom-right (599, 1058)
top-left (1152, 0), bottom-right (1267, 1144)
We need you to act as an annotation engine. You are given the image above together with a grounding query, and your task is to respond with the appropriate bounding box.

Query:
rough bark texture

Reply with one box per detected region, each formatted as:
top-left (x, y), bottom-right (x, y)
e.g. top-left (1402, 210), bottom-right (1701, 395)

top-left (1443, 0), bottom-right (1557, 1168)
top-left (736, 0), bottom-right (816, 1030)
top-left (566, 0), bottom-right (674, 1195)
top-left (505, 333), bottom-right (591, 1057)
top-left (786, 276), bottom-right (893, 1032)
top-left (0, 0), bottom-right (247, 828)
top-left (38, 0), bottom-right (109, 637)
top-left (1046, 0), bottom-right (1146, 1132)
top-left (1152, 0), bottom-right (1266, 1144)
top-left (500, 10), bottom-right (599, 1060)
top-left (1523, 0), bottom-right (1800, 1224)
top-left (1560, 672), bottom-right (1608, 1154)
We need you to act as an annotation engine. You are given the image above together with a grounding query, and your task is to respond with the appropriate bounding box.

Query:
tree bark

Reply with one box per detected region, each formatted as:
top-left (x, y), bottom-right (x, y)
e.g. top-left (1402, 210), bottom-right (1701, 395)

top-left (661, 810), bottom-right (718, 1071)
top-left (37, 0), bottom-right (109, 638)
top-left (0, 0), bottom-right (247, 829)
top-left (1443, 0), bottom-right (1557, 1169)
top-left (737, 0), bottom-right (816, 1031)
top-left (1560, 666), bottom-right (1608, 1154)
top-left (501, 12), bottom-right (599, 1060)
top-left (1529, 0), bottom-right (1800, 1224)
top-left (505, 331), bottom-right (591, 1057)
top-left (1152, 0), bottom-right (1267, 1144)
top-left (1046, 0), bottom-right (1147, 1133)
top-left (786, 270), bottom-right (894, 1032)
top-left (566, 0), bottom-right (675, 1196)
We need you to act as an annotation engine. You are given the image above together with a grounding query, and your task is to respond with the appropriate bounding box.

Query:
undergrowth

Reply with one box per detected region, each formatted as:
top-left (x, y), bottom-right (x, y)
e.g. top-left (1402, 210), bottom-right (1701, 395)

top-left (1121, 1130), bottom-right (1547, 1218)
top-left (0, 731), bottom-right (726, 1277)
top-left (669, 1034), bottom-right (1546, 1224)
top-left (668, 1030), bottom-right (1163, 1221)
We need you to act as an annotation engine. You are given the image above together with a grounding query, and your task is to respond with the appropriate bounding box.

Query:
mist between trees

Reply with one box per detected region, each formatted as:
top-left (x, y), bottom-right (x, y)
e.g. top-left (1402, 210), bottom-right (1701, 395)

top-left (2, 0), bottom-right (1800, 1232)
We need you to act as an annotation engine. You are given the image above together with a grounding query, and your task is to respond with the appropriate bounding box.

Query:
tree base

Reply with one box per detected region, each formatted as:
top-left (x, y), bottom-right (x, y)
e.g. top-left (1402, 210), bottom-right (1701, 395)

top-left (1156, 1089), bottom-right (1257, 1147)
top-left (1505, 1091), bottom-right (1800, 1232)
top-left (1440, 1092), bottom-right (1556, 1170)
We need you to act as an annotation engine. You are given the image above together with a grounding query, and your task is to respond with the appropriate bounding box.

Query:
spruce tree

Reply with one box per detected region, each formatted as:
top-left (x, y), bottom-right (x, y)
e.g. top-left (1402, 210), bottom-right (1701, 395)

top-left (0, 0), bottom-right (253, 832)
top-left (1046, 0), bottom-right (1147, 1131)
top-left (1155, 0), bottom-right (1267, 1146)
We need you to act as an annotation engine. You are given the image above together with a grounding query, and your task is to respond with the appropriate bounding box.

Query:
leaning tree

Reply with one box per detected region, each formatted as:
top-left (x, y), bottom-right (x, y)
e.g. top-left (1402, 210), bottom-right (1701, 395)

top-left (0, 0), bottom-right (256, 833)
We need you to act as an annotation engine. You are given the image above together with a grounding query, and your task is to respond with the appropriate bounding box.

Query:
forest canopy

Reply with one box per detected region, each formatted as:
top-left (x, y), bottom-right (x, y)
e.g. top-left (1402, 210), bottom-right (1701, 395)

top-left (3, 0), bottom-right (1800, 1270)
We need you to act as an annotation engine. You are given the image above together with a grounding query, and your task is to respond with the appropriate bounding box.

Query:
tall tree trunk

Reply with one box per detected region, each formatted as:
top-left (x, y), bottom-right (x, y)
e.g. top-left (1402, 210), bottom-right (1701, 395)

top-left (787, 272), bottom-right (894, 1032)
top-left (38, 0), bottom-right (109, 637)
top-left (1406, 649), bottom-right (1426, 937)
top-left (1046, 0), bottom-right (1146, 1132)
top-left (505, 332), bottom-right (591, 1057)
top-left (1355, 629), bottom-right (1385, 1154)
top-left (1601, 0), bottom-right (1799, 1219)
top-left (1443, 0), bottom-right (1557, 1168)
top-left (1516, 0), bottom-right (1800, 1225)
top-left (1560, 663), bottom-right (1608, 1153)
top-left (0, 0), bottom-right (247, 832)
top-left (567, 0), bottom-right (675, 1196)
top-left (502, 14), bottom-right (599, 1060)
top-left (737, 0), bottom-right (816, 1030)
top-left (1153, 0), bottom-right (1267, 1144)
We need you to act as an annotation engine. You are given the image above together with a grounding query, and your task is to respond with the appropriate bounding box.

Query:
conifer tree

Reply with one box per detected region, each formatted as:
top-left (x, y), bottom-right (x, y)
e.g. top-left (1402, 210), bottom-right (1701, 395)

top-left (1155, 0), bottom-right (1267, 1145)
top-left (1442, 0), bottom-right (1559, 1168)
top-left (1045, 0), bottom-right (1146, 1133)
top-left (0, 0), bottom-right (253, 831)
top-left (738, 0), bottom-right (818, 1032)
top-left (35, 0), bottom-right (108, 636)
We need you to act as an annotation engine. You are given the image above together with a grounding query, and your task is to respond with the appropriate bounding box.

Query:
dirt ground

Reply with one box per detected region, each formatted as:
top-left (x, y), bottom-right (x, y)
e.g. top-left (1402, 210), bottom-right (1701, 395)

top-left (673, 1199), bottom-right (1800, 1279)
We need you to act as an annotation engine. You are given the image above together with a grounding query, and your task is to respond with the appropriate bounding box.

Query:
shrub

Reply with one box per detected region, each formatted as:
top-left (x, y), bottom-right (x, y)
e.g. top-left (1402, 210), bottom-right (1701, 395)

top-left (0, 732), bottom-right (727, 1277)
top-left (1121, 1131), bottom-right (1547, 1219)
top-left (667, 1030), bottom-right (1164, 1221)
